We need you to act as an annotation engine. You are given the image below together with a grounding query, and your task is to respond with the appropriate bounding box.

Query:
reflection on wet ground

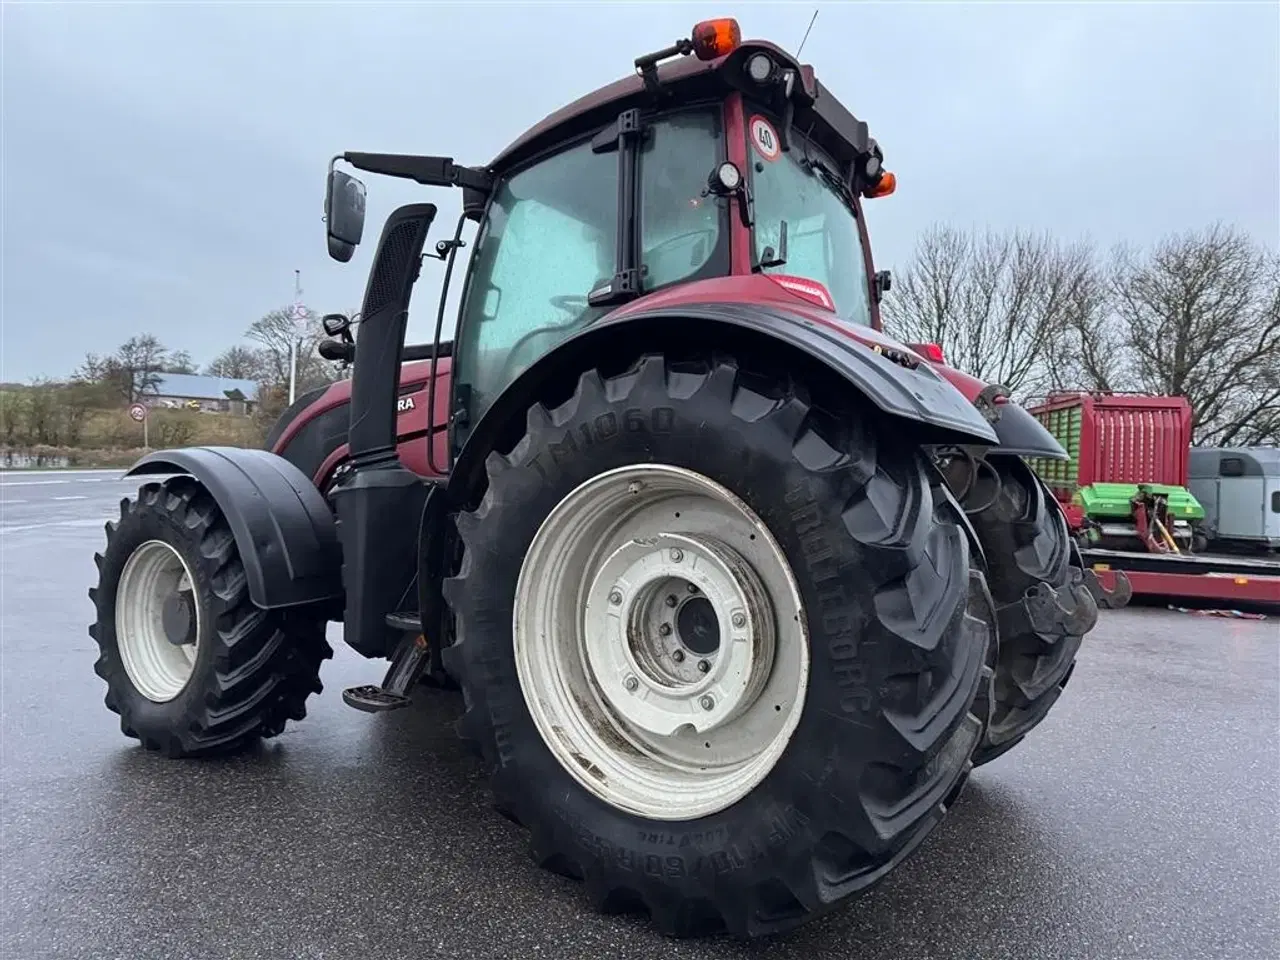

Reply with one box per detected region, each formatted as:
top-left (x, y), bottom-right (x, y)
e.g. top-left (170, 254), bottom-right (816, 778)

top-left (2, 484), bottom-right (1276, 958)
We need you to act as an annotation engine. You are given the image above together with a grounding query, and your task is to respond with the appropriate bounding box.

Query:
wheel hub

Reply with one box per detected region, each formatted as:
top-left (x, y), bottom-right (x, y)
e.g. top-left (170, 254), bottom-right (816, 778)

top-left (584, 532), bottom-right (775, 738)
top-left (161, 590), bottom-right (196, 647)
top-left (676, 595), bottom-right (720, 656)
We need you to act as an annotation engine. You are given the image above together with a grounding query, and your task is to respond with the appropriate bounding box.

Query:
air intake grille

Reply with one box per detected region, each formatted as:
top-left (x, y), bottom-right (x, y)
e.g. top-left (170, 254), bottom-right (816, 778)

top-left (365, 221), bottom-right (418, 316)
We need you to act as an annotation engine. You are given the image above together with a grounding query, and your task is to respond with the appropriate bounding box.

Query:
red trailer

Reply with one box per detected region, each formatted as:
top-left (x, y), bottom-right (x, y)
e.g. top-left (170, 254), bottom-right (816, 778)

top-left (1028, 392), bottom-right (1199, 543)
top-left (1027, 392), bottom-right (1280, 610)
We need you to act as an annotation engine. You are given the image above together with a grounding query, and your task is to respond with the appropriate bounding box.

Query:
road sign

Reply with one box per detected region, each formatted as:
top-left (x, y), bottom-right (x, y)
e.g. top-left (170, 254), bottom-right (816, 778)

top-left (128, 403), bottom-right (148, 423)
top-left (289, 301), bottom-right (310, 337)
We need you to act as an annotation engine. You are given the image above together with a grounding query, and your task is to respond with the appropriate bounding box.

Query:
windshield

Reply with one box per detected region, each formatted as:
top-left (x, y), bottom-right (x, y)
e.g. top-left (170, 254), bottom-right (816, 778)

top-left (747, 111), bottom-right (872, 326)
top-left (453, 107), bottom-right (727, 426)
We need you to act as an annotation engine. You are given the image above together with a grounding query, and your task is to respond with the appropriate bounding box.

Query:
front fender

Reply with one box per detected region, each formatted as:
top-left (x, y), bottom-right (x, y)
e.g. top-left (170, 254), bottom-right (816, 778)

top-left (125, 446), bottom-right (342, 610)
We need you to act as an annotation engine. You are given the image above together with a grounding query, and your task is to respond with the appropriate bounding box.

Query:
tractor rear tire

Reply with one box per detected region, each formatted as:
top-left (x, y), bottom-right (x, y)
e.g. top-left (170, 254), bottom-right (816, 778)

top-left (442, 353), bottom-right (994, 937)
top-left (89, 475), bottom-right (332, 757)
top-left (962, 455), bottom-right (1097, 766)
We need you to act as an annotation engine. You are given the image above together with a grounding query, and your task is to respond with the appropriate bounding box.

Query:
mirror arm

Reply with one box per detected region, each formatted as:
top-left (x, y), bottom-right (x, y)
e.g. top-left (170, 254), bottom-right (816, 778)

top-left (341, 152), bottom-right (493, 194)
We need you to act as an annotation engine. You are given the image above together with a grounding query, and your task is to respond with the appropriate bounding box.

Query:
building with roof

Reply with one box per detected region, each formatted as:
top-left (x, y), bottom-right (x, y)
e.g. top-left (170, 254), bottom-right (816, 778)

top-left (146, 373), bottom-right (260, 415)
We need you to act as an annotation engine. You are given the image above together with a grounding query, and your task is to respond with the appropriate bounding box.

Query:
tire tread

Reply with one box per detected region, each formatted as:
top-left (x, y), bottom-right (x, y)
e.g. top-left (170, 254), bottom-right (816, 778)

top-left (442, 353), bottom-right (994, 936)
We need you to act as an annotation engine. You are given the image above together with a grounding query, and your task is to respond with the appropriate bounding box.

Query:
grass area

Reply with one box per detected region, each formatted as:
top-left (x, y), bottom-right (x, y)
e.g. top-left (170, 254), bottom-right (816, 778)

top-left (2, 410), bottom-right (265, 470)
top-left (80, 408), bottom-right (263, 449)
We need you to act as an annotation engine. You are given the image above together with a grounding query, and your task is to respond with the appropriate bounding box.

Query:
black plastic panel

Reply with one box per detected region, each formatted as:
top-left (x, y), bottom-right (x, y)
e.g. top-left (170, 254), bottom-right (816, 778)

top-left (126, 447), bottom-right (343, 610)
top-left (991, 402), bottom-right (1069, 460)
top-left (329, 462), bottom-right (430, 659)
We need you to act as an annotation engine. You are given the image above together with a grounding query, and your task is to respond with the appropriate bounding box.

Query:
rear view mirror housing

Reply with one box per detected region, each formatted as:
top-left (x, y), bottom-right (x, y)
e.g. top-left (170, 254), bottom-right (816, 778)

top-left (322, 313), bottom-right (351, 337)
top-left (325, 165), bottom-right (367, 262)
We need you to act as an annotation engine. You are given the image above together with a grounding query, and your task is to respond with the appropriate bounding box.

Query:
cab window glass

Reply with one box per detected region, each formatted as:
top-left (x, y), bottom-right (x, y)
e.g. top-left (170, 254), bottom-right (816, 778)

top-left (453, 138), bottom-right (617, 420)
top-left (638, 108), bottom-right (727, 290)
top-left (747, 112), bottom-right (871, 325)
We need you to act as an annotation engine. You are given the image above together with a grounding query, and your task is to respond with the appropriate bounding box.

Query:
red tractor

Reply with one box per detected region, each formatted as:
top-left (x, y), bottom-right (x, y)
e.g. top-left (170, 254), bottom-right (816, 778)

top-left (88, 20), bottom-right (1125, 937)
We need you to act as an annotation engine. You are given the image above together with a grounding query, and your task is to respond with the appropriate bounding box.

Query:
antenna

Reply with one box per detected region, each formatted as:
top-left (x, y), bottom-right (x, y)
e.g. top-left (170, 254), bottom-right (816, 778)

top-left (796, 8), bottom-right (819, 59)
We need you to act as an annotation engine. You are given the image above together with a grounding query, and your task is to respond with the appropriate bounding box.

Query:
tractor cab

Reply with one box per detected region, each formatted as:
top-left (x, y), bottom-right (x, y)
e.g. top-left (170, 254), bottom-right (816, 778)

top-left (321, 17), bottom-right (898, 466)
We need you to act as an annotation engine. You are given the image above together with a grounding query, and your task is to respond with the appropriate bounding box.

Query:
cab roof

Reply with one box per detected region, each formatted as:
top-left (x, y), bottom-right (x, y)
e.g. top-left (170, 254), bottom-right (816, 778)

top-left (487, 38), bottom-right (880, 184)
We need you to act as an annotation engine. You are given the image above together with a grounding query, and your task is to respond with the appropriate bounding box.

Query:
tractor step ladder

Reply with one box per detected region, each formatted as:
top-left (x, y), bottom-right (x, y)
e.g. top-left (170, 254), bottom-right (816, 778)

top-left (341, 612), bottom-right (431, 713)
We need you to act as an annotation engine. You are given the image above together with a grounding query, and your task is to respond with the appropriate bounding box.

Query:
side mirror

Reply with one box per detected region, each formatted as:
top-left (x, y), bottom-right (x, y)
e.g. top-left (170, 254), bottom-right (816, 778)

top-left (324, 167), bottom-right (367, 262)
top-left (874, 269), bottom-right (892, 302)
top-left (321, 313), bottom-right (351, 337)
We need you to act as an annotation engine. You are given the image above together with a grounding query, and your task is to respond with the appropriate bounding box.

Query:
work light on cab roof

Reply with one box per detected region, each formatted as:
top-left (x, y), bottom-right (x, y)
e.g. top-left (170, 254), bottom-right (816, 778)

top-left (634, 16), bottom-right (895, 197)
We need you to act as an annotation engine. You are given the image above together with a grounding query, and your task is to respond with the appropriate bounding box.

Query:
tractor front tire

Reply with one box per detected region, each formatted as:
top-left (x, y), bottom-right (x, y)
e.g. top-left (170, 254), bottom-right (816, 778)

top-left (89, 475), bottom-right (332, 757)
top-left (443, 353), bottom-right (994, 937)
top-left (963, 455), bottom-right (1097, 766)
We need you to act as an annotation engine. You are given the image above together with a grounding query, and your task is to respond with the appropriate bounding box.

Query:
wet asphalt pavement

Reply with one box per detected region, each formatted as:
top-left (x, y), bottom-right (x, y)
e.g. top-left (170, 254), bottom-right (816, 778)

top-left (1, 471), bottom-right (1277, 960)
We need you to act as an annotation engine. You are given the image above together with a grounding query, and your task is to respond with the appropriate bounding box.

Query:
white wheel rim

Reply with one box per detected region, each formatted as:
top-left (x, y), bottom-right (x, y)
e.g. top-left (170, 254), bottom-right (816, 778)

top-left (514, 464), bottom-right (809, 821)
top-left (115, 539), bottom-right (201, 703)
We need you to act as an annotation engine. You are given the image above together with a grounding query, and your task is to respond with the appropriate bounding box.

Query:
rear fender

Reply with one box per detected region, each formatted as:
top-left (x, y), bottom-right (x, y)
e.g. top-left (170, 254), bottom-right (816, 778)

top-left (448, 304), bottom-right (999, 504)
top-left (929, 364), bottom-right (1068, 460)
top-left (988, 401), bottom-right (1069, 460)
top-left (125, 446), bottom-right (343, 611)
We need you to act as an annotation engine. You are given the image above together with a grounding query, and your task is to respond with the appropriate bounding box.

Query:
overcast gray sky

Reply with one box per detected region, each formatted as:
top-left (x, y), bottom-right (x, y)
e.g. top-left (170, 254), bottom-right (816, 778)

top-left (2, 0), bottom-right (1277, 381)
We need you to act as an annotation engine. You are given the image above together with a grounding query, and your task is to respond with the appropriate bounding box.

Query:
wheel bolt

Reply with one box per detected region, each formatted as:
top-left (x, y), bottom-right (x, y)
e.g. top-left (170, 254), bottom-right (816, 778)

top-left (672, 649), bottom-right (686, 663)
top-left (609, 589), bottom-right (622, 606)
top-left (732, 612), bottom-right (747, 628)
top-left (665, 595), bottom-right (678, 608)
top-left (670, 548), bottom-right (684, 563)
top-left (697, 660), bottom-right (710, 673)
top-left (700, 695), bottom-right (715, 711)
top-left (687, 583), bottom-right (699, 593)
top-left (625, 676), bottom-right (639, 692)
top-left (659, 623), bottom-right (672, 636)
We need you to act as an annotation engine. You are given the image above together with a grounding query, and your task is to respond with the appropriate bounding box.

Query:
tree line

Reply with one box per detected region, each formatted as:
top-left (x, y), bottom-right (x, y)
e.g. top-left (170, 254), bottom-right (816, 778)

top-left (881, 222), bottom-right (1280, 446)
top-left (72, 307), bottom-right (342, 403)
top-left (1, 308), bottom-right (345, 451)
top-left (4, 221), bottom-right (1276, 452)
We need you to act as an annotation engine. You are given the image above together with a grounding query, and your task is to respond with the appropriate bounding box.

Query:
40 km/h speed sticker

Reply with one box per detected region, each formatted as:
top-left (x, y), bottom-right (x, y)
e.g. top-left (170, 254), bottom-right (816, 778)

top-left (750, 115), bottom-right (781, 162)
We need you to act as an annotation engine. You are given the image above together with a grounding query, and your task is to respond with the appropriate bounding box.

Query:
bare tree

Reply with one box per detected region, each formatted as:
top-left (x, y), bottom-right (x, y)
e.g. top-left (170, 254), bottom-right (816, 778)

top-left (1044, 258), bottom-right (1129, 394)
top-left (1108, 223), bottom-right (1280, 445)
top-left (73, 352), bottom-right (130, 401)
top-left (206, 345), bottom-right (268, 381)
top-left (163, 350), bottom-right (197, 374)
top-left (245, 308), bottom-right (333, 394)
top-left (74, 353), bottom-right (112, 383)
top-left (881, 225), bottom-right (1098, 398)
top-left (110, 334), bottom-right (169, 402)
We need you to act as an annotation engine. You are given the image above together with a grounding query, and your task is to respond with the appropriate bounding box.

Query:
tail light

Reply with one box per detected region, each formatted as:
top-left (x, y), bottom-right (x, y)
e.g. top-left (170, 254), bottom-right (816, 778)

top-left (909, 342), bottom-right (945, 363)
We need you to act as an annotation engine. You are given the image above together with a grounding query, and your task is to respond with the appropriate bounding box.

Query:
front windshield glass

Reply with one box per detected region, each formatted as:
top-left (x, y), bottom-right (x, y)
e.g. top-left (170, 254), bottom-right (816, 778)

top-left (454, 107), bottom-right (726, 426)
top-left (747, 112), bottom-right (872, 326)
